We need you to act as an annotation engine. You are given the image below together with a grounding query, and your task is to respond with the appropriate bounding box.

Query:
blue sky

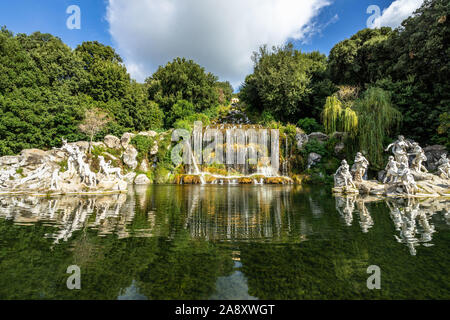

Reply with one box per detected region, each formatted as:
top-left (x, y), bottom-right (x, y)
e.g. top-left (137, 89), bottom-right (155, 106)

top-left (0, 0), bottom-right (416, 87)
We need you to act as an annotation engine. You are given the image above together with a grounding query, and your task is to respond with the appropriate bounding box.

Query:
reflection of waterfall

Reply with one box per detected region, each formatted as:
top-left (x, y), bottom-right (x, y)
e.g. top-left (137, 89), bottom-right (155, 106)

top-left (183, 186), bottom-right (295, 241)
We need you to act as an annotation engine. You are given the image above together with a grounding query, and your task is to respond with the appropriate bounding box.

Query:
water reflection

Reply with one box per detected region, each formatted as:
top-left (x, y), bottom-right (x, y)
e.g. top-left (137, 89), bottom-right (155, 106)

top-left (0, 185), bottom-right (449, 299)
top-left (334, 195), bottom-right (449, 256)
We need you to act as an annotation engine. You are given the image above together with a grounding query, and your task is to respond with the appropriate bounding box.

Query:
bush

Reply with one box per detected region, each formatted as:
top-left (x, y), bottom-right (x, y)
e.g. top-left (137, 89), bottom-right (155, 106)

top-left (297, 118), bottom-right (323, 134)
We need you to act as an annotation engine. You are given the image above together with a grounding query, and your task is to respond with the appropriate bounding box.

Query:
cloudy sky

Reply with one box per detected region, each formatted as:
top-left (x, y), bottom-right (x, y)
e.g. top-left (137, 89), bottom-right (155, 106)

top-left (1, 0), bottom-right (424, 89)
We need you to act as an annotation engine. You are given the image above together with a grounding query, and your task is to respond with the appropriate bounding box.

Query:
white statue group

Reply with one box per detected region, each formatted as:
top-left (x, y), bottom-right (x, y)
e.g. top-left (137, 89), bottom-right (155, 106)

top-left (334, 135), bottom-right (450, 196)
top-left (334, 152), bottom-right (369, 190)
top-left (59, 139), bottom-right (123, 190)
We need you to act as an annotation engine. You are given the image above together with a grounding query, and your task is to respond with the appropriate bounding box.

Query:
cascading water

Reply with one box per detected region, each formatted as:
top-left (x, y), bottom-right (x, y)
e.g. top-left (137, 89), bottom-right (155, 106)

top-left (179, 121), bottom-right (292, 185)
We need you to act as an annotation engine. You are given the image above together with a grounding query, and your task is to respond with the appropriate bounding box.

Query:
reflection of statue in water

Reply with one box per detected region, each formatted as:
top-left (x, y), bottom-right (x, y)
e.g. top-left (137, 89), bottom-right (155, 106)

top-left (356, 199), bottom-right (373, 233)
top-left (334, 160), bottom-right (356, 189)
top-left (335, 196), bottom-right (355, 226)
top-left (386, 199), bottom-right (437, 256)
top-left (351, 152), bottom-right (369, 182)
top-left (437, 153), bottom-right (450, 179)
top-left (385, 135), bottom-right (412, 166)
top-left (409, 142), bottom-right (428, 173)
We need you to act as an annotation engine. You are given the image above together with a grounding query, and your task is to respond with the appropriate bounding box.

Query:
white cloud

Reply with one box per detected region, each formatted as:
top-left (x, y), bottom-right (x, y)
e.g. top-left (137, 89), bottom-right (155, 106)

top-left (373, 0), bottom-right (424, 29)
top-left (106, 0), bottom-right (331, 89)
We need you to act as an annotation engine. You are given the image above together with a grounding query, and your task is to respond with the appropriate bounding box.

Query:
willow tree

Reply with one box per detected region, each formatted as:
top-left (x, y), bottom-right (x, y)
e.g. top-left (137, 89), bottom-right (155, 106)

top-left (322, 96), bottom-right (358, 137)
top-left (322, 87), bottom-right (401, 168)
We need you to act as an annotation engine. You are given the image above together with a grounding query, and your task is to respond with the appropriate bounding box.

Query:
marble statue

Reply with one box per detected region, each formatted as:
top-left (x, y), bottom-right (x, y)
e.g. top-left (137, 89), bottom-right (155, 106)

top-left (437, 153), bottom-right (450, 179)
top-left (385, 135), bottom-right (412, 166)
top-left (50, 167), bottom-right (60, 191)
top-left (334, 160), bottom-right (356, 189)
top-left (99, 156), bottom-right (123, 180)
top-left (61, 139), bottom-right (78, 174)
top-left (383, 156), bottom-right (399, 184)
top-left (397, 163), bottom-right (418, 195)
top-left (409, 142), bottom-right (428, 173)
top-left (351, 152), bottom-right (369, 182)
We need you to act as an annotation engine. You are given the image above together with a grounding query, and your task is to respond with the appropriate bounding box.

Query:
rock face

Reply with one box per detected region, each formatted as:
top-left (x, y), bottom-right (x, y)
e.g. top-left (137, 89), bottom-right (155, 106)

top-left (123, 172), bottom-right (137, 184)
top-left (20, 149), bottom-right (47, 166)
top-left (139, 159), bottom-right (149, 172)
top-left (307, 153), bottom-right (322, 169)
top-left (123, 145), bottom-right (138, 169)
top-left (138, 131), bottom-right (157, 138)
top-left (121, 132), bottom-right (136, 149)
top-left (0, 156), bottom-right (20, 166)
top-left (295, 131), bottom-right (309, 149)
top-left (334, 142), bottom-right (345, 155)
top-left (308, 132), bottom-right (329, 143)
top-left (104, 135), bottom-right (121, 149)
top-left (134, 174), bottom-right (151, 185)
top-left (424, 145), bottom-right (447, 171)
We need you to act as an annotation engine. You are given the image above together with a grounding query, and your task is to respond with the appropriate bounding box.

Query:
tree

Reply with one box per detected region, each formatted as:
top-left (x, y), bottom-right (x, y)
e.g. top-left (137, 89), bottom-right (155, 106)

top-left (146, 58), bottom-right (220, 124)
top-left (240, 43), bottom-right (334, 122)
top-left (215, 81), bottom-right (233, 105)
top-left (79, 108), bottom-right (111, 153)
top-left (322, 87), bottom-right (402, 168)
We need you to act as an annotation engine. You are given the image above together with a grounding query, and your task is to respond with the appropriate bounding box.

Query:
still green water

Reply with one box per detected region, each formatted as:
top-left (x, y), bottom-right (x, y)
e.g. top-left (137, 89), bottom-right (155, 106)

top-left (0, 185), bottom-right (448, 300)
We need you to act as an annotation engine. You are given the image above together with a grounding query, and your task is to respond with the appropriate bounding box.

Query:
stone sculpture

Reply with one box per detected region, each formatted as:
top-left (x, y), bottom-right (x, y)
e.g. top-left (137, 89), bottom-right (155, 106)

top-left (437, 153), bottom-right (450, 179)
top-left (385, 135), bottom-right (412, 166)
top-left (383, 156), bottom-right (399, 184)
top-left (397, 163), bottom-right (418, 196)
top-left (334, 160), bottom-right (356, 189)
top-left (99, 156), bottom-right (123, 180)
top-left (351, 152), bottom-right (369, 182)
top-left (409, 142), bottom-right (428, 173)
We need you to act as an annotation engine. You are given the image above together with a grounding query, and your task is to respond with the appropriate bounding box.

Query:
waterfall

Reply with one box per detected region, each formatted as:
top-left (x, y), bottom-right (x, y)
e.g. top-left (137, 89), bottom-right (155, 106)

top-left (179, 121), bottom-right (292, 184)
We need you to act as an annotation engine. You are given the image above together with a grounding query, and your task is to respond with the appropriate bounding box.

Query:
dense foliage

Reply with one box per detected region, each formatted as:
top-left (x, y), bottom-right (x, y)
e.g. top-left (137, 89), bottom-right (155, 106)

top-left (240, 43), bottom-right (337, 122)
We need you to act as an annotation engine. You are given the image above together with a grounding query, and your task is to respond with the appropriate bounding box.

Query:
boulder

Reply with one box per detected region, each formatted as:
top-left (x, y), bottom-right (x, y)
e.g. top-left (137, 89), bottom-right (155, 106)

top-left (424, 145), bottom-right (447, 171)
top-left (135, 174), bottom-right (151, 185)
top-left (123, 172), bottom-right (137, 184)
top-left (307, 152), bottom-right (322, 169)
top-left (334, 142), bottom-right (345, 155)
top-left (121, 132), bottom-right (136, 149)
top-left (71, 141), bottom-right (89, 153)
top-left (0, 156), bottom-right (20, 166)
top-left (104, 135), bottom-right (121, 149)
top-left (138, 131), bottom-right (157, 138)
top-left (150, 143), bottom-right (159, 156)
top-left (139, 159), bottom-right (149, 172)
top-left (92, 141), bottom-right (106, 148)
top-left (308, 132), bottom-right (329, 143)
top-left (19, 149), bottom-right (47, 166)
top-left (295, 132), bottom-right (309, 149)
top-left (123, 145), bottom-right (138, 169)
